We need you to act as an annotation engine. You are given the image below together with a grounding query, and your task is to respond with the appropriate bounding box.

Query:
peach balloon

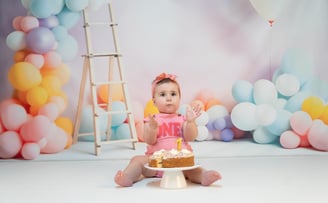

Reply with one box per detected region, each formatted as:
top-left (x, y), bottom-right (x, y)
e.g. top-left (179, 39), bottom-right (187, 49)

top-left (0, 131), bottom-right (22, 159)
top-left (0, 103), bottom-right (28, 131)
top-left (21, 143), bottom-right (40, 160)
top-left (8, 62), bottom-right (42, 91)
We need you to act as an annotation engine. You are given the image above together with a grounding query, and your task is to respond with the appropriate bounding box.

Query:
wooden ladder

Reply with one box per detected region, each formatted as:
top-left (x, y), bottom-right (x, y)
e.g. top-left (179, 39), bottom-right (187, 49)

top-left (73, 3), bottom-right (138, 155)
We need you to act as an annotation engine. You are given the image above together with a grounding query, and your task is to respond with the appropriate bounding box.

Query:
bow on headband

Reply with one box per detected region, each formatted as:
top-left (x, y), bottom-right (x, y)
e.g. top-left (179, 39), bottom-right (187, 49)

top-left (152, 73), bottom-right (177, 85)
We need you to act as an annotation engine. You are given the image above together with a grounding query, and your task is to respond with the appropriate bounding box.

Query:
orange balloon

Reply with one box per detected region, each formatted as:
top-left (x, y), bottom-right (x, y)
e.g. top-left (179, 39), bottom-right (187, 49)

top-left (205, 98), bottom-right (222, 111)
top-left (13, 50), bottom-right (29, 62)
top-left (97, 84), bottom-right (124, 103)
top-left (40, 63), bottom-right (70, 85)
top-left (8, 62), bottom-right (42, 91)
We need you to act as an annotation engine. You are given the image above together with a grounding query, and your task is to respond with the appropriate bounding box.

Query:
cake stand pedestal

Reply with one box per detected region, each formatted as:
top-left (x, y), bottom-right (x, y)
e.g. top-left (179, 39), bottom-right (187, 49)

top-left (144, 164), bottom-right (200, 189)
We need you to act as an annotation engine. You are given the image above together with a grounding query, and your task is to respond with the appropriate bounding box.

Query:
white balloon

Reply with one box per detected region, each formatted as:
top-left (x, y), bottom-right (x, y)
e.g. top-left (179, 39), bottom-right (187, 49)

top-left (206, 105), bottom-right (228, 121)
top-left (249, 0), bottom-right (286, 25)
top-left (255, 104), bottom-right (277, 126)
top-left (253, 79), bottom-right (278, 105)
top-left (195, 111), bottom-right (209, 126)
top-left (231, 102), bottom-right (258, 131)
top-left (275, 73), bottom-right (300, 97)
top-left (196, 126), bottom-right (209, 141)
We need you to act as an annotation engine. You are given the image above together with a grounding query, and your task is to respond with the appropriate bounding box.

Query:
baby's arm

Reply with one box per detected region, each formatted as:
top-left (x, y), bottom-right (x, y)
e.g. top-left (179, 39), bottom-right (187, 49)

top-left (143, 114), bottom-right (158, 145)
top-left (183, 105), bottom-right (201, 141)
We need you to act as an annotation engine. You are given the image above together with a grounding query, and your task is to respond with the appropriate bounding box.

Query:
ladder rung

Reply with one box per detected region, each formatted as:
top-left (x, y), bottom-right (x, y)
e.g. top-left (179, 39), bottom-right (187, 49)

top-left (91, 81), bottom-right (126, 86)
top-left (95, 107), bottom-right (132, 116)
top-left (82, 53), bottom-right (121, 58)
top-left (84, 22), bottom-right (118, 27)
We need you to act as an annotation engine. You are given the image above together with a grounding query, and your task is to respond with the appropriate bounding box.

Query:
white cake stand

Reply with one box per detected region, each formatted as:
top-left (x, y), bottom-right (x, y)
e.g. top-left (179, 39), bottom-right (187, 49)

top-left (144, 164), bottom-right (200, 189)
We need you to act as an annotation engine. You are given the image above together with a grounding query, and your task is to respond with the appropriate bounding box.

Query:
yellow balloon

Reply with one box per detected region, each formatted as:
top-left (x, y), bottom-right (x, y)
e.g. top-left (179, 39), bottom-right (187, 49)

top-left (41, 75), bottom-right (62, 96)
top-left (301, 96), bottom-right (325, 119)
top-left (144, 99), bottom-right (159, 118)
top-left (8, 62), bottom-right (42, 91)
top-left (26, 86), bottom-right (48, 107)
top-left (319, 105), bottom-right (328, 125)
top-left (40, 63), bottom-right (70, 85)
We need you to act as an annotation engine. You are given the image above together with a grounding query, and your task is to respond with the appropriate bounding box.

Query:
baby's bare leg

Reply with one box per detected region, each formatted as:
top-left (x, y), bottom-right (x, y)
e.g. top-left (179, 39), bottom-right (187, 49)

top-left (184, 167), bottom-right (222, 186)
top-left (115, 155), bottom-right (151, 187)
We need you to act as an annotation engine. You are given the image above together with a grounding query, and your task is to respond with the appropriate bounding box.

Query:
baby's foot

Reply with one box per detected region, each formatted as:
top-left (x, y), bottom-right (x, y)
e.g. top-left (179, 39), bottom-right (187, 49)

top-left (201, 170), bottom-right (222, 186)
top-left (115, 170), bottom-right (133, 187)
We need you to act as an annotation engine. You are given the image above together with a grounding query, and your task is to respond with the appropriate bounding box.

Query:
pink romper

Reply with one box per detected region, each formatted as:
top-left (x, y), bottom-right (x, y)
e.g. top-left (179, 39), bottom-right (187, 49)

top-left (144, 113), bottom-right (193, 156)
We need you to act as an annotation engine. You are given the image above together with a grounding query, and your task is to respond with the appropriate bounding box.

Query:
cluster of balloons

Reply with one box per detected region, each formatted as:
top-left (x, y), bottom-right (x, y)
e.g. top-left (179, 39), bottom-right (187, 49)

top-left (141, 89), bottom-right (245, 142)
top-left (0, 0), bottom-right (109, 160)
top-left (78, 83), bottom-right (140, 142)
top-left (231, 48), bottom-right (328, 151)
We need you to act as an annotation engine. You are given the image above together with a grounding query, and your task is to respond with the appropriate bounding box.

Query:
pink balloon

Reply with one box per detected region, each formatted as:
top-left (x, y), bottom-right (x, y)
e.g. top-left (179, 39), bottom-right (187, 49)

top-left (307, 120), bottom-right (328, 151)
top-left (20, 115), bottom-right (53, 142)
top-left (12, 16), bottom-right (23, 30)
top-left (24, 53), bottom-right (44, 69)
top-left (290, 111), bottom-right (312, 135)
top-left (280, 130), bottom-right (300, 149)
top-left (21, 143), bottom-right (40, 160)
top-left (38, 103), bottom-right (59, 121)
top-left (0, 131), bottom-right (22, 158)
top-left (41, 126), bottom-right (67, 154)
top-left (43, 51), bottom-right (62, 68)
top-left (0, 103), bottom-right (28, 131)
top-left (20, 16), bottom-right (39, 32)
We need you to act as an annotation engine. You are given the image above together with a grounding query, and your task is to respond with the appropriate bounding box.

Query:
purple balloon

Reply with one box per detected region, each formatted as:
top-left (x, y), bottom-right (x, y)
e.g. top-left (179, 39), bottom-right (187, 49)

top-left (26, 27), bottom-right (56, 54)
top-left (38, 16), bottom-right (59, 28)
top-left (224, 115), bottom-right (234, 128)
top-left (221, 128), bottom-right (234, 142)
top-left (213, 118), bottom-right (226, 130)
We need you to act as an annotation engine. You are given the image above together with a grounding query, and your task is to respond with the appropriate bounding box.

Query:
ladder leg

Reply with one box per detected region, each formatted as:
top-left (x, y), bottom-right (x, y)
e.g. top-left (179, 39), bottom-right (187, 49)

top-left (73, 57), bottom-right (89, 144)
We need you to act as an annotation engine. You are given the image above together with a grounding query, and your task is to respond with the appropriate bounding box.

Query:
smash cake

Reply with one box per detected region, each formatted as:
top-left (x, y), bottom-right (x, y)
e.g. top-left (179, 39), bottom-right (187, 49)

top-left (148, 148), bottom-right (195, 168)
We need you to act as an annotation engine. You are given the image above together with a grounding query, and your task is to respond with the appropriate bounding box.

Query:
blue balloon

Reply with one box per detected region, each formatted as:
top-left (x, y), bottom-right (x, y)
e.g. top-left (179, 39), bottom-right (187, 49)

top-left (265, 109), bottom-right (292, 136)
top-left (111, 101), bottom-right (128, 127)
top-left (232, 80), bottom-right (254, 103)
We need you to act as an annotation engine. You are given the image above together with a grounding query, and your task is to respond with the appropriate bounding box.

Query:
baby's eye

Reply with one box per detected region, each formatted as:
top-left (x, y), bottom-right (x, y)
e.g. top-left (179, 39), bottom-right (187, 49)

top-left (160, 93), bottom-right (166, 97)
top-left (171, 92), bottom-right (177, 96)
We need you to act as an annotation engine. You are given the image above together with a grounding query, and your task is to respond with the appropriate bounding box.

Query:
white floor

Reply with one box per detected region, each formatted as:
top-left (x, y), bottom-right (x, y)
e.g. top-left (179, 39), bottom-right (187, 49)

top-left (1, 138), bottom-right (328, 203)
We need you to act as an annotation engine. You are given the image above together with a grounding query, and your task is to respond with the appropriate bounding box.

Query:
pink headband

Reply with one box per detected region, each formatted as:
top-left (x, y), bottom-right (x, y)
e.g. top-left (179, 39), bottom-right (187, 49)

top-left (151, 73), bottom-right (179, 97)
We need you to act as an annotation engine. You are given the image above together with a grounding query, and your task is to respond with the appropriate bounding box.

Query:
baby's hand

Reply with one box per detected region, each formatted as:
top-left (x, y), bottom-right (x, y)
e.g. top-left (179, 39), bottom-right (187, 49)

top-left (148, 114), bottom-right (158, 130)
top-left (185, 104), bottom-right (201, 122)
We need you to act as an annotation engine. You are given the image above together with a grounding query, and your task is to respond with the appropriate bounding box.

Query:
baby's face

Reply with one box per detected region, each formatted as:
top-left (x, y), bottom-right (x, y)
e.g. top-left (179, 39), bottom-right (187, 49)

top-left (153, 82), bottom-right (180, 114)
